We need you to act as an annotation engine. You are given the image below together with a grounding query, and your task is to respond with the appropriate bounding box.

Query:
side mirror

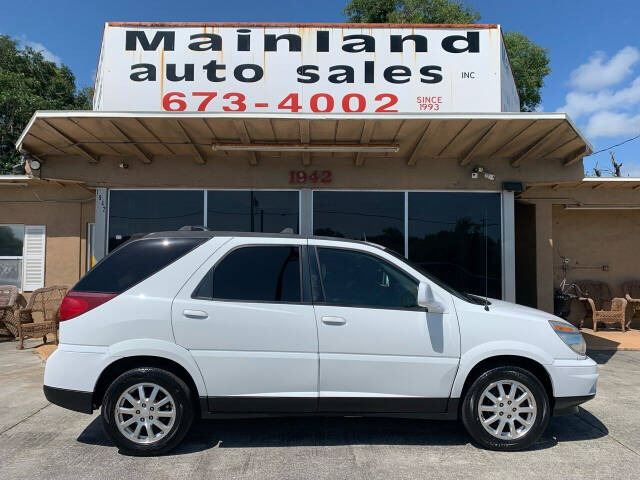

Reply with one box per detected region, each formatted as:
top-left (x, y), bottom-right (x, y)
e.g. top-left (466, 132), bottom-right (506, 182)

top-left (418, 282), bottom-right (446, 313)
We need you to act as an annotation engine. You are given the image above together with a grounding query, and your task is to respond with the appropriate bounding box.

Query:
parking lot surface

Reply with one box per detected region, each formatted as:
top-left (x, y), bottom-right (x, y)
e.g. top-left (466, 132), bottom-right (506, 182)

top-left (1, 340), bottom-right (639, 480)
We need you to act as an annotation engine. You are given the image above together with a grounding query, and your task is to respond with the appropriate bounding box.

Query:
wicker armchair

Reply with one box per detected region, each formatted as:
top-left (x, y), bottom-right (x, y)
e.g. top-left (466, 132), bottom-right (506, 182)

top-left (0, 285), bottom-right (19, 337)
top-left (622, 281), bottom-right (640, 328)
top-left (4, 285), bottom-right (68, 349)
top-left (575, 280), bottom-right (628, 332)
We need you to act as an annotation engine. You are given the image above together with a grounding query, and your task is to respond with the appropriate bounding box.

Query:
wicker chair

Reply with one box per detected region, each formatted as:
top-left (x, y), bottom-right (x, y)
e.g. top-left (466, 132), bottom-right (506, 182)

top-left (4, 285), bottom-right (68, 349)
top-left (622, 281), bottom-right (640, 328)
top-left (575, 280), bottom-right (628, 332)
top-left (0, 285), bottom-right (19, 337)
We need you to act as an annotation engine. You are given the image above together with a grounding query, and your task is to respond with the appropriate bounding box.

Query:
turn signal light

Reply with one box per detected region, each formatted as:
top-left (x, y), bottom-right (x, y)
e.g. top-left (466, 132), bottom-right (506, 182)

top-left (59, 291), bottom-right (117, 322)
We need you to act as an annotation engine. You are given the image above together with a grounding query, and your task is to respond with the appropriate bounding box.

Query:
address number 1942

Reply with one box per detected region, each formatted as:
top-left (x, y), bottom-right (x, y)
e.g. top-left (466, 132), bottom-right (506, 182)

top-left (289, 170), bottom-right (332, 184)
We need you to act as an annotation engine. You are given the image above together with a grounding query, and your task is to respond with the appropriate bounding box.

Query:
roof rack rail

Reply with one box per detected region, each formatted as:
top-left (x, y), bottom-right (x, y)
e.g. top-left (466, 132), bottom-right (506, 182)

top-left (178, 225), bottom-right (211, 231)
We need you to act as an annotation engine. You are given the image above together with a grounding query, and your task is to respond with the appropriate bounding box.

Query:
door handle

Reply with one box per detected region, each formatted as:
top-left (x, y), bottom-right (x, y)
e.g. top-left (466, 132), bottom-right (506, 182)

top-left (321, 316), bottom-right (347, 326)
top-left (183, 309), bottom-right (209, 319)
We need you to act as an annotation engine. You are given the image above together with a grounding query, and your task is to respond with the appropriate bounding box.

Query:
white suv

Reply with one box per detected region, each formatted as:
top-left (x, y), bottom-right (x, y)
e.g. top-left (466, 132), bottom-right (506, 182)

top-left (44, 231), bottom-right (597, 455)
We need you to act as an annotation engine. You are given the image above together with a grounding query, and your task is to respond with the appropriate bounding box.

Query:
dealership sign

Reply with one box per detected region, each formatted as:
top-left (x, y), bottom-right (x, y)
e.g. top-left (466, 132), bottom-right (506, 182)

top-left (95, 23), bottom-right (519, 113)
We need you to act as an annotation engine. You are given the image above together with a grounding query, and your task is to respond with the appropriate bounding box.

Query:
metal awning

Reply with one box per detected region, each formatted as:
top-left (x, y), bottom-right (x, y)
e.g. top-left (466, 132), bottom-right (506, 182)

top-left (16, 111), bottom-right (592, 168)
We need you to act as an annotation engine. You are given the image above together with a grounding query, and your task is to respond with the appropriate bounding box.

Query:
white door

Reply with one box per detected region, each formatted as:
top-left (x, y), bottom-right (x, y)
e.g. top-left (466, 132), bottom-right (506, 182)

top-left (172, 238), bottom-right (318, 413)
top-left (310, 242), bottom-right (460, 413)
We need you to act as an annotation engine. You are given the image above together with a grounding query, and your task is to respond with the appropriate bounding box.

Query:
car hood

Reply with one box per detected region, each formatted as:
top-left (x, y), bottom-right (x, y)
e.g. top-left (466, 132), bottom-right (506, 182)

top-left (476, 297), bottom-right (562, 323)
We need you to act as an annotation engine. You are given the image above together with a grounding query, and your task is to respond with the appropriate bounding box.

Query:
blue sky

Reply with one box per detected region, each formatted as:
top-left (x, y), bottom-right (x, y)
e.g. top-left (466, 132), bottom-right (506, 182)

top-left (2, 0), bottom-right (640, 176)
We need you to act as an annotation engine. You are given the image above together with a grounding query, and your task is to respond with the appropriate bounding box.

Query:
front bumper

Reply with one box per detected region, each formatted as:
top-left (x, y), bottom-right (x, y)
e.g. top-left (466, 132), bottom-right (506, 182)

top-left (549, 357), bottom-right (598, 415)
top-left (43, 385), bottom-right (93, 414)
top-left (553, 394), bottom-right (595, 415)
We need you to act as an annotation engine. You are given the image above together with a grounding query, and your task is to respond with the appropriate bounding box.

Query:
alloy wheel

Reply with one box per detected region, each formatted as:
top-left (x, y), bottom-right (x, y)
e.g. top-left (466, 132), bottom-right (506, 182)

top-left (115, 382), bottom-right (176, 445)
top-left (477, 380), bottom-right (537, 440)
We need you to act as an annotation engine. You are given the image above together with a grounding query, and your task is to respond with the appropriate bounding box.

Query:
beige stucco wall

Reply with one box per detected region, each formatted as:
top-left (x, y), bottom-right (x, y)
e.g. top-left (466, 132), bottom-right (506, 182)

top-left (0, 180), bottom-right (94, 290)
top-left (6, 151), bottom-right (640, 323)
top-left (551, 206), bottom-right (640, 327)
top-left (519, 184), bottom-right (640, 322)
top-left (36, 153), bottom-right (585, 190)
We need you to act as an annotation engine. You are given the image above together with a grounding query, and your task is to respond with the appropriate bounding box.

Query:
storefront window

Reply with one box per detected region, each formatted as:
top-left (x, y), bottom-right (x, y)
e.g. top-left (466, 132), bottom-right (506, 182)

top-left (0, 225), bottom-right (25, 288)
top-left (313, 191), bottom-right (405, 254)
top-left (408, 192), bottom-right (502, 299)
top-left (105, 189), bottom-right (502, 297)
top-left (108, 190), bottom-right (300, 252)
top-left (207, 191), bottom-right (299, 233)
top-left (108, 190), bottom-right (204, 251)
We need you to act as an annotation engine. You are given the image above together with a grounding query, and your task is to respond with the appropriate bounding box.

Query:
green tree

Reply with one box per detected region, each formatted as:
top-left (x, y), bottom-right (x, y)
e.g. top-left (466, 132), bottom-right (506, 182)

top-left (343, 0), bottom-right (550, 111)
top-left (502, 31), bottom-right (551, 112)
top-left (0, 35), bottom-right (92, 173)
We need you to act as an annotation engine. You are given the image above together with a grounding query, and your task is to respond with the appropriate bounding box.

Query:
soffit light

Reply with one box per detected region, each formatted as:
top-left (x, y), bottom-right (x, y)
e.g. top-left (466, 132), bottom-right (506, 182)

top-left (211, 143), bottom-right (399, 153)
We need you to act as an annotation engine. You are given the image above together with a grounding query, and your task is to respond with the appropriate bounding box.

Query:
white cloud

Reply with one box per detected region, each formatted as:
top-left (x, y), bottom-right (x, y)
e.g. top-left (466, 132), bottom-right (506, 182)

top-left (584, 111), bottom-right (640, 138)
top-left (569, 46), bottom-right (640, 91)
top-left (23, 40), bottom-right (61, 64)
top-left (557, 44), bottom-right (640, 157)
top-left (560, 76), bottom-right (640, 119)
top-left (4, 34), bottom-right (62, 64)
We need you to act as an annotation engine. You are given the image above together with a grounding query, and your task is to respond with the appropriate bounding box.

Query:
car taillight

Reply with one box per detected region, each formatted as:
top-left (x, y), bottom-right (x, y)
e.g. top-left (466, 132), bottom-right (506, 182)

top-left (59, 291), bottom-right (118, 322)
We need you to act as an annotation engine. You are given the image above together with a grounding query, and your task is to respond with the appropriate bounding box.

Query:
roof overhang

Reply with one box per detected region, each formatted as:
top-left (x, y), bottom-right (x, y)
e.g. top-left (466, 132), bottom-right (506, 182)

top-left (16, 111), bottom-right (593, 168)
top-left (527, 177), bottom-right (640, 191)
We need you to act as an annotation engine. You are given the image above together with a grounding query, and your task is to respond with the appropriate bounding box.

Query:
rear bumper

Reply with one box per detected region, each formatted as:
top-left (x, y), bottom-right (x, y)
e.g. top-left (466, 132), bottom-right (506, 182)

top-left (553, 394), bottom-right (595, 415)
top-left (43, 385), bottom-right (93, 414)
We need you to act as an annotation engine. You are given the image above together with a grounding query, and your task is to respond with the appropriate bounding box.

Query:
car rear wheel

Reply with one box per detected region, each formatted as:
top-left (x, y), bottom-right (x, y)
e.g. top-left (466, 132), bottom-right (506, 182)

top-left (101, 367), bottom-right (194, 455)
top-left (461, 366), bottom-right (550, 451)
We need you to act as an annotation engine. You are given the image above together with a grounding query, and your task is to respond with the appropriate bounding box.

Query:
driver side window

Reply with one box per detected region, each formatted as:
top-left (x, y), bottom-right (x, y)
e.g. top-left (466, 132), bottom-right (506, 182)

top-left (315, 247), bottom-right (418, 309)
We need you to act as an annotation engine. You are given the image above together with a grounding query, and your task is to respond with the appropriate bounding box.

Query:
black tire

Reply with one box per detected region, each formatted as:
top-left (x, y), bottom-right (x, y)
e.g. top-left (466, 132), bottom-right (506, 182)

top-left (461, 366), bottom-right (550, 451)
top-left (101, 367), bottom-right (194, 456)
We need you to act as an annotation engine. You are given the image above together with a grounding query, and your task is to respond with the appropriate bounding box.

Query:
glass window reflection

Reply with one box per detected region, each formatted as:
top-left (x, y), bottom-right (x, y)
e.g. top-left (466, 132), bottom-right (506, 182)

top-left (408, 192), bottom-right (502, 299)
top-left (108, 190), bottom-right (204, 251)
top-left (207, 191), bottom-right (299, 233)
top-left (313, 191), bottom-right (405, 254)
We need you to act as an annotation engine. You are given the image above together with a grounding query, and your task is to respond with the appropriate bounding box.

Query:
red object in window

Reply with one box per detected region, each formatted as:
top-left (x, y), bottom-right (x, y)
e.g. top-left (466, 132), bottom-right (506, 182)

top-left (59, 291), bottom-right (117, 322)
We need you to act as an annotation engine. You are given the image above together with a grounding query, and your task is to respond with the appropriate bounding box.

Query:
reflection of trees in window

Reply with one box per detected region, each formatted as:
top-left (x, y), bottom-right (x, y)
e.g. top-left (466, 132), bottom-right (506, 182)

top-left (313, 192), bottom-right (405, 253)
top-left (409, 217), bottom-right (501, 298)
top-left (207, 191), bottom-right (299, 233)
top-left (0, 227), bottom-right (24, 256)
top-left (314, 228), bottom-right (345, 238)
top-left (367, 227), bottom-right (404, 255)
top-left (313, 226), bottom-right (404, 255)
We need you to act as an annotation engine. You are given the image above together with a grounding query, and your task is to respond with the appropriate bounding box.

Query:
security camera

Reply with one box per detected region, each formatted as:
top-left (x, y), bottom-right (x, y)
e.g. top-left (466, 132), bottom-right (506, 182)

top-left (28, 158), bottom-right (41, 171)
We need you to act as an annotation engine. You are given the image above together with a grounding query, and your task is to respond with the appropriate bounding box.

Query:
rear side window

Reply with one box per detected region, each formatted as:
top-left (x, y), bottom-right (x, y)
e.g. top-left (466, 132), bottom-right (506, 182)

top-left (73, 237), bottom-right (205, 294)
top-left (194, 246), bottom-right (301, 303)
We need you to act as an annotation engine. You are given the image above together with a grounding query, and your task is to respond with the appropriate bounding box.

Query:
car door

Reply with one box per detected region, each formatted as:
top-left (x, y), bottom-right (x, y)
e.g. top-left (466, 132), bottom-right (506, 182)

top-left (309, 240), bottom-right (460, 413)
top-left (172, 237), bottom-right (318, 413)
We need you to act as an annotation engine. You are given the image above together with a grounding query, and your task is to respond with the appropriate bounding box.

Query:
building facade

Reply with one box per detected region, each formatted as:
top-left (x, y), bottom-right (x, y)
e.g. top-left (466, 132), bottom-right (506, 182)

top-left (2, 23), bottom-right (639, 326)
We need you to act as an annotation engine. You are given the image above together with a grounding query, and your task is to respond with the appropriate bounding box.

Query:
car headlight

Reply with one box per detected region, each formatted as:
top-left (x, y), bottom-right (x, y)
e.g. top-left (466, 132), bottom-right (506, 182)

top-left (549, 320), bottom-right (587, 356)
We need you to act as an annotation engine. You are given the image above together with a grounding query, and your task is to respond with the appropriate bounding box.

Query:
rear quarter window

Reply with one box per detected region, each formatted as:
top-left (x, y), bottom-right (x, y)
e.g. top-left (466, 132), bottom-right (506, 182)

top-left (73, 237), bottom-right (205, 294)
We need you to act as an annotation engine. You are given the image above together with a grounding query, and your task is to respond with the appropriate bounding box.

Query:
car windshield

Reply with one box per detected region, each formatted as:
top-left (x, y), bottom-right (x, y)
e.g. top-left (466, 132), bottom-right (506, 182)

top-left (380, 246), bottom-right (486, 305)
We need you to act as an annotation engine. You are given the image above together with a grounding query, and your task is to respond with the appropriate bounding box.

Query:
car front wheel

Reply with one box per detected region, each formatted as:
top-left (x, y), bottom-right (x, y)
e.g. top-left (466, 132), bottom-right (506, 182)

top-left (461, 366), bottom-right (550, 451)
top-left (101, 367), bottom-right (194, 455)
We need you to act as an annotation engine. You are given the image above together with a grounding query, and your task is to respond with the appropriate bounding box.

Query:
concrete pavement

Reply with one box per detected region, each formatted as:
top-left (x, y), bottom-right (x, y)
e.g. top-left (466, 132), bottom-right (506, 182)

top-left (1, 339), bottom-right (639, 480)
